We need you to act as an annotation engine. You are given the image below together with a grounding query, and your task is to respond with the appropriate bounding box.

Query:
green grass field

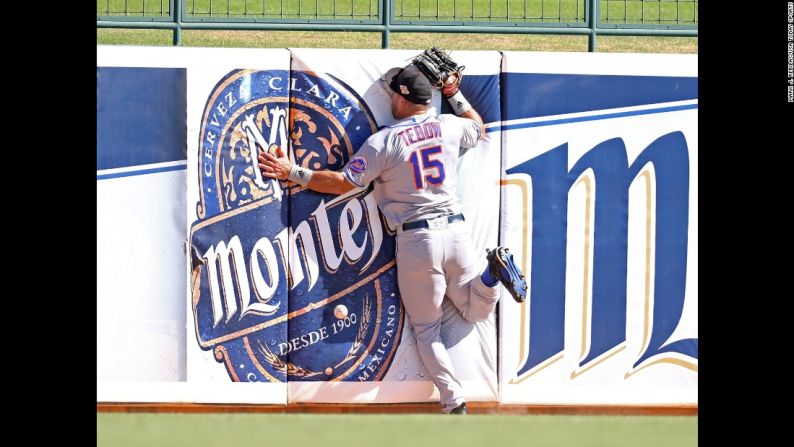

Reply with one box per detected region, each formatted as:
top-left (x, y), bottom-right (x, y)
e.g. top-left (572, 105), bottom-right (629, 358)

top-left (97, 0), bottom-right (697, 24)
top-left (96, 28), bottom-right (696, 52)
top-left (97, 413), bottom-right (698, 447)
top-left (97, 0), bottom-right (697, 52)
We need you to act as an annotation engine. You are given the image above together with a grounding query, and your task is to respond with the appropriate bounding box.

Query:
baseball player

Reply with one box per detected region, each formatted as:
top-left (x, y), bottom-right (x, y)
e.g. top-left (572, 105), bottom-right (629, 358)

top-left (258, 61), bottom-right (527, 415)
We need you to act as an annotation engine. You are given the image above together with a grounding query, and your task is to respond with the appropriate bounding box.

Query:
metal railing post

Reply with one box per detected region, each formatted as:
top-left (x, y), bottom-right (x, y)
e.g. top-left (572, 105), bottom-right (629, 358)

top-left (173, 0), bottom-right (182, 45)
top-left (587, 0), bottom-right (598, 52)
top-left (381, 0), bottom-right (391, 49)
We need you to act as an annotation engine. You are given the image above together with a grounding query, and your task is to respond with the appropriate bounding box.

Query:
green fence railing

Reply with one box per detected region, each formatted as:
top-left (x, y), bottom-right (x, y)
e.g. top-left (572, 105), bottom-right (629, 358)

top-left (97, 0), bottom-right (697, 51)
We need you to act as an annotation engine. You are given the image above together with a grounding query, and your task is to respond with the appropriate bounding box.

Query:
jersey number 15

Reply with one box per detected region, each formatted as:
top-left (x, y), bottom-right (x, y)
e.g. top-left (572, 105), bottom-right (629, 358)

top-left (409, 145), bottom-right (446, 189)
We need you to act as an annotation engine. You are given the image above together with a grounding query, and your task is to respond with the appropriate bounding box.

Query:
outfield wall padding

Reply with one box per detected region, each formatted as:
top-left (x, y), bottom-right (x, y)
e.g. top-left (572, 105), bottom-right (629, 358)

top-left (97, 46), bottom-right (697, 405)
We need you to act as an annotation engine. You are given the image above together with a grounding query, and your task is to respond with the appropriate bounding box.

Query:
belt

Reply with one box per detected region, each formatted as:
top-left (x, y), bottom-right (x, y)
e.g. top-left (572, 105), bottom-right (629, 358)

top-left (402, 213), bottom-right (465, 231)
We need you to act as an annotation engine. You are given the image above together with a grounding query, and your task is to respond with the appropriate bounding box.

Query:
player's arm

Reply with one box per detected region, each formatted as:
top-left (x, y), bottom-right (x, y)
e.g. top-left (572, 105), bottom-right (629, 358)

top-left (446, 97), bottom-right (484, 148)
top-left (459, 108), bottom-right (484, 140)
top-left (304, 171), bottom-right (356, 195)
top-left (442, 77), bottom-right (485, 140)
top-left (258, 146), bottom-right (356, 195)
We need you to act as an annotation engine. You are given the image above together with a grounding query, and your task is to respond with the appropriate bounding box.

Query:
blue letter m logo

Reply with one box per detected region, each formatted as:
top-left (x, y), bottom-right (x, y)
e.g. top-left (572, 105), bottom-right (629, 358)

top-left (506, 131), bottom-right (698, 380)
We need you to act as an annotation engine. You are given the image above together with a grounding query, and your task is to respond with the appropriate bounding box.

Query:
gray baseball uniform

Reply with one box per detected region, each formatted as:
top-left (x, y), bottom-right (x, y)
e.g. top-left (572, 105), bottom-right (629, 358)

top-left (343, 111), bottom-right (499, 413)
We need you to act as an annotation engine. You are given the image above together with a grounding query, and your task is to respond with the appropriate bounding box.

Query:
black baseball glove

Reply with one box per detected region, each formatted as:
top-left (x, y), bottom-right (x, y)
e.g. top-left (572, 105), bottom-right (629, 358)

top-left (411, 47), bottom-right (465, 98)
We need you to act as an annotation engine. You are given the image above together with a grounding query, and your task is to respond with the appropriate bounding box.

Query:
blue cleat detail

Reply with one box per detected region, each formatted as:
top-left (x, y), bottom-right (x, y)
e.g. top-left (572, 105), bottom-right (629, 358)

top-left (486, 247), bottom-right (527, 303)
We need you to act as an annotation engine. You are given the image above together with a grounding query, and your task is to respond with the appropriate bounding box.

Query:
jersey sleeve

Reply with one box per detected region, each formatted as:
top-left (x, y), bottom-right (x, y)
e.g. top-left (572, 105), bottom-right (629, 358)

top-left (458, 116), bottom-right (482, 149)
top-left (342, 139), bottom-right (384, 188)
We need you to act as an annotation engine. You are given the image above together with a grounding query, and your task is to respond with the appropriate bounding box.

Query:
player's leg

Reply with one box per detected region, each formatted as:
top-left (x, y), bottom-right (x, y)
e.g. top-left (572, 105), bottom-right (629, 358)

top-left (396, 228), bottom-right (466, 414)
top-left (443, 221), bottom-right (499, 323)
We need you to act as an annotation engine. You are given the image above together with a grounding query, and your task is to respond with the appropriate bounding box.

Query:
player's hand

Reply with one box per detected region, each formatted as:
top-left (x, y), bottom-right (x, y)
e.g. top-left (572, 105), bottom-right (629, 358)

top-left (441, 73), bottom-right (461, 98)
top-left (258, 145), bottom-right (291, 180)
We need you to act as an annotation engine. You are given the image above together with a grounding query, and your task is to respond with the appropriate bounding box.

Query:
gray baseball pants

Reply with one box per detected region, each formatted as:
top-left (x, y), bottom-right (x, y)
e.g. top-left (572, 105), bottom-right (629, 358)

top-left (395, 218), bottom-right (499, 413)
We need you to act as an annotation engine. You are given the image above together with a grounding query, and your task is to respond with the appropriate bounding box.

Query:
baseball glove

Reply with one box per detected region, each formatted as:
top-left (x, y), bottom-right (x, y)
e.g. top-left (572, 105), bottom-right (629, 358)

top-left (411, 47), bottom-right (465, 98)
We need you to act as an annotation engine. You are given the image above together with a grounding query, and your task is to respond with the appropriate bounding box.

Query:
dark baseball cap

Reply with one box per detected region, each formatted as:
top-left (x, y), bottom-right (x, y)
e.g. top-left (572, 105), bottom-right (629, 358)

top-left (389, 65), bottom-right (432, 105)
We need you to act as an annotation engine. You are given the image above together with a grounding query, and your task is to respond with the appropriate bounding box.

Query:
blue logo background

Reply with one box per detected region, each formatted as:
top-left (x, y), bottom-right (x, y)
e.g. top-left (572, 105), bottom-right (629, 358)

top-left (190, 69), bottom-right (403, 382)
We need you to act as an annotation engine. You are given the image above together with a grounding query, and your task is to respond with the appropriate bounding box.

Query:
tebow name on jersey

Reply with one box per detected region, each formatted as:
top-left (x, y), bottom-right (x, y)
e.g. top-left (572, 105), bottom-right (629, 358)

top-left (395, 121), bottom-right (442, 146)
